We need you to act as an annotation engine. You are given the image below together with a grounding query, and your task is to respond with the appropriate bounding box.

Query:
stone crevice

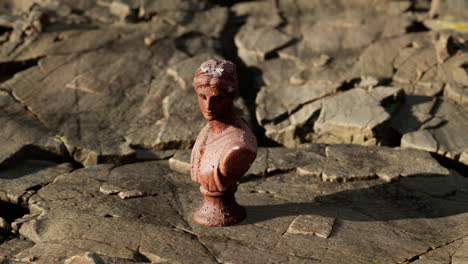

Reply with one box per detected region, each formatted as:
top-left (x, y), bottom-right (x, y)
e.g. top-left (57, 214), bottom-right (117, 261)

top-left (405, 235), bottom-right (468, 263)
top-left (166, 182), bottom-right (193, 230)
top-left (345, 203), bottom-right (431, 242)
top-left (0, 88), bottom-right (54, 140)
top-left (450, 238), bottom-right (465, 263)
top-left (171, 225), bottom-right (223, 264)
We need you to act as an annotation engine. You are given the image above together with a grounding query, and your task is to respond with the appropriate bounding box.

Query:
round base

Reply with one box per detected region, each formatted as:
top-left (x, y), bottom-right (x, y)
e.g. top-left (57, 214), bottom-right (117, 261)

top-left (193, 187), bottom-right (246, 227)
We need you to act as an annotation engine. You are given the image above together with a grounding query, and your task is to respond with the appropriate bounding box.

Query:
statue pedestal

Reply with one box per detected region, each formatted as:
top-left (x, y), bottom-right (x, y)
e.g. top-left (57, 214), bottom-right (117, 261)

top-left (193, 186), bottom-right (246, 227)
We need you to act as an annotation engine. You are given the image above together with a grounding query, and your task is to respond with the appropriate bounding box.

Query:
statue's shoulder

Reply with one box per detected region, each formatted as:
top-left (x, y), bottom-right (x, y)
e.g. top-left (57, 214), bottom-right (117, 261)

top-left (219, 124), bottom-right (257, 177)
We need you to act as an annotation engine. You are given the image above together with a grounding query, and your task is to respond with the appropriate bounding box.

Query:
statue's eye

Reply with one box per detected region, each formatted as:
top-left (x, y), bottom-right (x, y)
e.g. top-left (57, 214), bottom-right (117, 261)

top-left (212, 95), bottom-right (224, 101)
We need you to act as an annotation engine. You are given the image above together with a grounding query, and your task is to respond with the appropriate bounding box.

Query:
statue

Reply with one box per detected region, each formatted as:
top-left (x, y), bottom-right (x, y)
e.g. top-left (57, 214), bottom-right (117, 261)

top-left (191, 59), bottom-right (257, 226)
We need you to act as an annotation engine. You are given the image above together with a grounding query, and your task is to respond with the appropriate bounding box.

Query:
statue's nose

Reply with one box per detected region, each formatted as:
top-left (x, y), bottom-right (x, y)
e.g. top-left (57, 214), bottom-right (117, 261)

top-left (207, 98), bottom-right (215, 110)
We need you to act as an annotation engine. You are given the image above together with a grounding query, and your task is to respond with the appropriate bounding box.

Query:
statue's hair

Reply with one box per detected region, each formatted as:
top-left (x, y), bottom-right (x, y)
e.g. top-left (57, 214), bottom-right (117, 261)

top-left (193, 59), bottom-right (238, 97)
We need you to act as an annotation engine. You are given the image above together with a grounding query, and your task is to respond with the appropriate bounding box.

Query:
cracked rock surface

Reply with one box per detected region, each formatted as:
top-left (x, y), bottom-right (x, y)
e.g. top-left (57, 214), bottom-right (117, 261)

top-left (0, 146), bottom-right (465, 263)
top-left (0, 0), bottom-right (467, 263)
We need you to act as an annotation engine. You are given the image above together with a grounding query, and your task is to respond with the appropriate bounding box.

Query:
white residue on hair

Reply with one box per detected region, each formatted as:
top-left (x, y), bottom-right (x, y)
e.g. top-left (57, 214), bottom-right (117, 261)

top-left (201, 66), bottom-right (224, 77)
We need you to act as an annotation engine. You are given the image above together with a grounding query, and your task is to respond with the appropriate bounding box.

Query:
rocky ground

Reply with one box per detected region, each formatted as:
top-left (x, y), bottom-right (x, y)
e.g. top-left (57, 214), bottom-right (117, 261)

top-left (0, 0), bottom-right (467, 263)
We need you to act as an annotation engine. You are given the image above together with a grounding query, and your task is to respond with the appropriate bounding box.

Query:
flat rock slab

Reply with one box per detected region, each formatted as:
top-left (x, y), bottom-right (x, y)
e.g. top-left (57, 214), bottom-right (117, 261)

top-left (168, 144), bottom-right (449, 183)
top-left (0, 148), bottom-right (464, 263)
top-left (0, 23), bottom-right (230, 166)
top-left (401, 100), bottom-right (468, 165)
top-left (286, 210), bottom-right (336, 238)
top-left (0, 91), bottom-right (64, 167)
top-left (256, 82), bottom-right (339, 125)
top-left (231, 0), bottom-right (282, 28)
top-left (0, 1), bottom-right (467, 263)
top-left (318, 144), bottom-right (450, 182)
top-left (230, 0), bottom-right (467, 158)
top-left (314, 88), bottom-right (390, 145)
top-left (0, 160), bottom-right (72, 204)
top-left (235, 26), bottom-right (293, 65)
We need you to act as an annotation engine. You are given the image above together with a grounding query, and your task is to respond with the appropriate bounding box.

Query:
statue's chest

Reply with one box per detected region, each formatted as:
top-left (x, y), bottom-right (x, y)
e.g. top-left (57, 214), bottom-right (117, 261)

top-left (192, 132), bottom-right (224, 179)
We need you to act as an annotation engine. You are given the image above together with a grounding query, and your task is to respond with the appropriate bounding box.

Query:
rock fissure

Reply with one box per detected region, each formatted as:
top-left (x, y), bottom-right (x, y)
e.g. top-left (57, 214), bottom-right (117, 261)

top-left (346, 204), bottom-right (429, 242)
top-left (0, 88), bottom-right (53, 138)
top-left (405, 235), bottom-right (468, 263)
top-left (175, 227), bottom-right (222, 264)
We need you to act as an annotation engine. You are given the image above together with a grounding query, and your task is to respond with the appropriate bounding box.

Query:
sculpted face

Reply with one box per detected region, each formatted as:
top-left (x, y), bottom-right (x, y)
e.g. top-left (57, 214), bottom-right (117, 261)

top-left (196, 83), bottom-right (233, 121)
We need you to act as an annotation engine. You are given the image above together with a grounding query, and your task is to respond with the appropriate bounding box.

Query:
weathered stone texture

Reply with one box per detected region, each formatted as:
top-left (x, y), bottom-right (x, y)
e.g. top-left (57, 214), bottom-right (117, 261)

top-left (401, 100), bottom-right (468, 165)
top-left (314, 89), bottom-right (390, 145)
top-left (0, 19), bottom-right (234, 166)
top-left (0, 144), bottom-right (463, 263)
top-left (0, 0), bottom-right (467, 263)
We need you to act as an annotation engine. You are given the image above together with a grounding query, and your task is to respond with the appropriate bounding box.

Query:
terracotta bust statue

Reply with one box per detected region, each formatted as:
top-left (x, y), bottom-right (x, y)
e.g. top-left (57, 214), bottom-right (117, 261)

top-left (191, 59), bottom-right (257, 226)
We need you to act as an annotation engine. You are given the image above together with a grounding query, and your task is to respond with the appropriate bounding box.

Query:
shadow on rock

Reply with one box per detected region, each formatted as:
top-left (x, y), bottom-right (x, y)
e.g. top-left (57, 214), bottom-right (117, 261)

top-left (243, 173), bottom-right (468, 225)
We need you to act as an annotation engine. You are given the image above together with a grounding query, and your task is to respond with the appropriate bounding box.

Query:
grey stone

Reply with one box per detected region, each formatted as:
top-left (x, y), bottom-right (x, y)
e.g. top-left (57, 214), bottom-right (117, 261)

top-left (1, 2), bottom-right (468, 263)
top-left (426, 101), bottom-right (468, 161)
top-left (255, 58), bottom-right (298, 86)
top-left (138, 0), bottom-right (206, 14)
top-left (235, 26), bottom-right (293, 65)
top-left (368, 86), bottom-right (404, 104)
top-left (169, 150), bottom-right (191, 175)
top-left (434, 34), bottom-right (455, 64)
top-left (409, 238), bottom-right (463, 264)
top-left (459, 151), bottom-right (468, 166)
top-left (109, 1), bottom-right (132, 22)
top-left (167, 53), bottom-right (220, 90)
top-left (452, 237), bottom-right (468, 264)
top-left (117, 190), bottom-right (147, 199)
top-left (277, 42), bottom-right (325, 65)
top-left (134, 149), bottom-right (176, 161)
top-left (0, 238), bottom-right (34, 260)
top-left (301, 10), bottom-right (410, 55)
top-left (286, 213), bottom-right (336, 239)
top-left (394, 46), bottom-right (438, 84)
top-left (86, 5), bottom-right (118, 23)
top-left (262, 101), bottom-right (322, 148)
top-left (350, 34), bottom-right (413, 80)
top-left (180, 7), bottom-right (228, 38)
top-left (231, 0), bottom-right (282, 28)
top-left (358, 76), bottom-right (379, 88)
top-left (0, 15), bottom-right (18, 28)
top-left (401, 100), bottom-right (468, 164)
top-left (64, 252), bottom-right (105, 264)
top-left (367, 86), bottom-right (404, 115)
top-left (0, 147), bottom-right (463, 263)
top-left (99, 184), bottom-right (125, 195)
top-left (314, 88), bottom-right (390, 145)
top-left (266, 147), bottom-right (326, 174)
top-left (0, 91), bottom-right (65, 166)
top-left (444, 83), bottom-right (468, 106)
top-left (289, 54), bottom-right (356, 85)
top-left (1, 32), bottom-right (226, 166)
top-left (14, 242), bottom-right (87, 263)
top-left (420, 53), bottom-right (468, 89)
top-left (256, 82), bottom-right (339, 125)
top-left (322, 144), bottom-right (450, 182)
top-left (150, 89), bottom-right (207, 150)
top-left (0, 160), bottom-right (72, 204)
top-left (0, 217), bottom-right (9, 233)
top-left (401, 129), bottom-right (439, 153)
top-left (1, 24), bottom-right (118, 63)
top-left (390, 95), bottom-right (436, 134)
top-left (377, 0), bottom-right (412, 15)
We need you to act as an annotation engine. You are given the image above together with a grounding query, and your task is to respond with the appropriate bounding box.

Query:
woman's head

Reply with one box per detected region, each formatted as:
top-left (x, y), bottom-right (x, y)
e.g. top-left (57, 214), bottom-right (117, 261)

top-left (193, 59), bottom-right (238, 121)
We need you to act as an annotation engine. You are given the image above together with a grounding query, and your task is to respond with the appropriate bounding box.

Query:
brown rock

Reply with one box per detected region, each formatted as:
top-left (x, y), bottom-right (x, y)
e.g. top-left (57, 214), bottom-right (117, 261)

top-left (314, 88), bottom-right (390, 145)
top-left (64, 252), bottom-right (105, 264)
top-left (235, 26), bottom-right (293, 65)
